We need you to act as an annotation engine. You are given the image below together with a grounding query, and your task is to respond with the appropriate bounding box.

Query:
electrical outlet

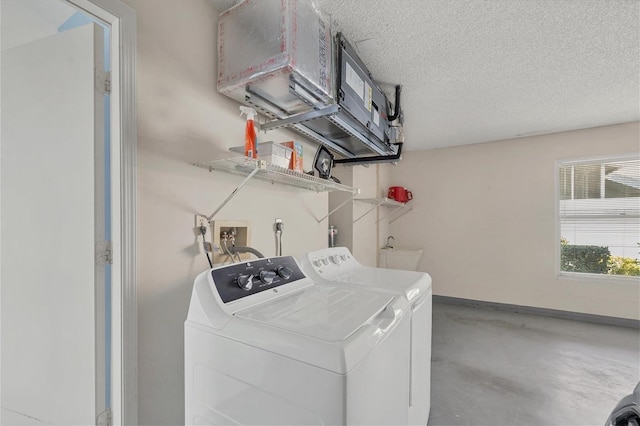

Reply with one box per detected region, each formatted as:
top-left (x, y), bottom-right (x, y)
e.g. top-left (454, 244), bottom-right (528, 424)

top-left (194, 214), bottom-right (212, 254)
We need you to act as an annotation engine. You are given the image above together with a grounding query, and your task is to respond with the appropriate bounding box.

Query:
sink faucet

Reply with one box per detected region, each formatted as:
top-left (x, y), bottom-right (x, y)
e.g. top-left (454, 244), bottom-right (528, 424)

top-left (385, 236), bottom-right (395, 249)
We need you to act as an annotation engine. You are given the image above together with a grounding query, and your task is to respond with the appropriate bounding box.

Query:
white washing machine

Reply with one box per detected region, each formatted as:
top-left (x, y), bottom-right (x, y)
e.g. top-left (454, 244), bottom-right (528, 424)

top-left (185, 255), bottom-right (411, 425)
top-left (298, 247), bottom-right (433, 426)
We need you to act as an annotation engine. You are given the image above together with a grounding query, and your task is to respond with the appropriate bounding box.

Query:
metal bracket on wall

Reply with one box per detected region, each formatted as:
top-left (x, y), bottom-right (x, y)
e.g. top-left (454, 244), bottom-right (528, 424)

top-left (353, 198), bottom-right (386, 223)
top-left (353, 197), bottom-right (412, 224)
top-left (316, 193), bottom-right (360, 223)
top-left (206, 165), bottom-right (261, 221)
top-left (259, 105), bottom-right (340, 132)
top-left (388, 207), bottom-right (412, 224)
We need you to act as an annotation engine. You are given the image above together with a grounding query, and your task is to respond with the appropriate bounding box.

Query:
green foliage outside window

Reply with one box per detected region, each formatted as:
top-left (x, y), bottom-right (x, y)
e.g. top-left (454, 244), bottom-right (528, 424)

top-left (561, 240), bottom-right (640, 276)
top-left (607, 256), bottom-right (640, 276)
top-left (561, 243), bottom-right (610, 274)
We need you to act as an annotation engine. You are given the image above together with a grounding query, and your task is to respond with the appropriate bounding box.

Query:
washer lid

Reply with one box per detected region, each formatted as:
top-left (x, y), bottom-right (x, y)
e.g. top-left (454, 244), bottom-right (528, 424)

top-left (299, 247), bottom-right (432, 303)
top-left (234, 284), bottom-right (393, 342)
top-left (334, 268), bottom-right (430, 303)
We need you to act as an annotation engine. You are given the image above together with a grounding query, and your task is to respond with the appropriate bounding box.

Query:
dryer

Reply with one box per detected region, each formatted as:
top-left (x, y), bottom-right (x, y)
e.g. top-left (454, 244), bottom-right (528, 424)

top-left (185, 256), bottom-right (411, 425)
top-left (299, 247), bottom-right (432, 425)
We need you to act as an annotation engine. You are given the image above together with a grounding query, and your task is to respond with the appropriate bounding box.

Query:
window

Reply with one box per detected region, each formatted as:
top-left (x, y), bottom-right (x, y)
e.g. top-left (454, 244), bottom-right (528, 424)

top-left (558, 155), bottom-right (640, 277)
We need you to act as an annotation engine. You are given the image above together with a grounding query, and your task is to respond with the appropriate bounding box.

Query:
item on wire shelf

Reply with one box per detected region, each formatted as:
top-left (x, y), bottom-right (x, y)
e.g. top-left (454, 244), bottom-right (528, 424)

top-left (239, 106), bottom-right (257, 159)
top-left (281, 141), bottom-right (304, 172)
top-left (388, 186), bottom-right (413, 203)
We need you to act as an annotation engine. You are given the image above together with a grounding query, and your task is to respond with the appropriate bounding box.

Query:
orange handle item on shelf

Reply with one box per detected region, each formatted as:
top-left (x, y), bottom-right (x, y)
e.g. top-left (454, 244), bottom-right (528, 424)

top-left (240, 106), bottom-right (257, 159)
top-left (244, 117), bottom-right (257, 159)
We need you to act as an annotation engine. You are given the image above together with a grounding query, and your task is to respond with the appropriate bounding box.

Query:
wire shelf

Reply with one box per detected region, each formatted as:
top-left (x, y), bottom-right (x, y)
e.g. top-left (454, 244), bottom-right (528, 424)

top-left (354, 197), bottom-right (413, 224)
top-left (193, 158), bottom-right (359, 194)
top-left (355, 197), bottom-right (410, 208)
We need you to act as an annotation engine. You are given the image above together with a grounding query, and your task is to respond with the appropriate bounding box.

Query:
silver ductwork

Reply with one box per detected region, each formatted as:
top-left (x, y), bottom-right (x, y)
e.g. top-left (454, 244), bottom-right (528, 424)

top-left (217, 0), bottom-right (403, 165)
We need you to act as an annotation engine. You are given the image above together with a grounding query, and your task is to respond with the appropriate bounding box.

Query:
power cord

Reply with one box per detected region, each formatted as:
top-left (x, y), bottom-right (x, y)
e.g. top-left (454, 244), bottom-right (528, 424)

top-left (199, 226), bottom-right (213, 268)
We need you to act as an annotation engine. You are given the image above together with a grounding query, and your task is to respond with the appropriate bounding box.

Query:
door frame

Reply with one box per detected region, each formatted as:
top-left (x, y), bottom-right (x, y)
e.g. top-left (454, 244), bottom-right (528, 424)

top-left (65, 1), bottom-right (137, 424)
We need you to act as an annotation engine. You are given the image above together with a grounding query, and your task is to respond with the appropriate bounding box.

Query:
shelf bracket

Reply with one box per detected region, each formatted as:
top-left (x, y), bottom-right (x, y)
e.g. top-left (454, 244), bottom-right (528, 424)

top-left (388, 207), bottom-right (413, 224)
top-left (353, 197), bottom-right (413, 224)
top-left (376, 205), bottom-right (406, 224)
top-left (317, 193), bottom-right (359, 223)
top-left (207, 165), bottom-right (261, 221)
top-left (353, 199), bottom-right (386, 224)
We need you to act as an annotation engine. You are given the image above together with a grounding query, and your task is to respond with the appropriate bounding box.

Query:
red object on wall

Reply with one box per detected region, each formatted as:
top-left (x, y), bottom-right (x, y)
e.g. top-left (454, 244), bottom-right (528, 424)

top-left (388, 186), bottom-right (413, 203)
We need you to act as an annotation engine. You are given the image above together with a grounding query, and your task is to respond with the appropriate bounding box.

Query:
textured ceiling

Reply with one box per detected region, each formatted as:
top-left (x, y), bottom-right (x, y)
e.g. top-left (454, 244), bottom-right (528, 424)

top-left (212, 0), bottom-right (640, 151)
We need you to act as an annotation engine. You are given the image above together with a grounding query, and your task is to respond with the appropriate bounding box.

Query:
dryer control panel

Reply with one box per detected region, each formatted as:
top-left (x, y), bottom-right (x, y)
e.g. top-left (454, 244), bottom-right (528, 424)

top-left (211, 256), bottom-right (306, 303)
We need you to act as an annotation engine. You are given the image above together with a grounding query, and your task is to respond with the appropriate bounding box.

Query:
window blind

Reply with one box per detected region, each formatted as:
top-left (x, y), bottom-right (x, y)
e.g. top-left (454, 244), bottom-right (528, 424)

top-left (559, 157), bottom-right (640, 276)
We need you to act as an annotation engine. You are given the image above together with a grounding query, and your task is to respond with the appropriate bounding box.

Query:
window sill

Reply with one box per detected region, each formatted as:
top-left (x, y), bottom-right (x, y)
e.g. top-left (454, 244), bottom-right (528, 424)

top-left (557, 271), bottom-right (640, 283)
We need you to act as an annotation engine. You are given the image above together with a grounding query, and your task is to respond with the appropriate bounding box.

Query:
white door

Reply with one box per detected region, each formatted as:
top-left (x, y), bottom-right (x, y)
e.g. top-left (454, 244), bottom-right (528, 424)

top-left (1, 22), bottom-right (107, 425)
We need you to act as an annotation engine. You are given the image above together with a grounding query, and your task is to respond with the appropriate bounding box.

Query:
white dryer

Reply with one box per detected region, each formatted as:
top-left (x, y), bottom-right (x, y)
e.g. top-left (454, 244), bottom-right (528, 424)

top-left (185, 256), bottom-right (411, 425)
top-left (298, 247), bottom-right (433, 426)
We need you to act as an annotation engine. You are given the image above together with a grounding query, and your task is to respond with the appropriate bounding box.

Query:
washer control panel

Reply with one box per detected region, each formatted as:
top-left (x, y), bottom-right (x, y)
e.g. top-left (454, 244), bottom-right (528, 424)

top-left (311, 253), bottom-right (351, 270)
top-left (211, 256), bottom-right (306, 303)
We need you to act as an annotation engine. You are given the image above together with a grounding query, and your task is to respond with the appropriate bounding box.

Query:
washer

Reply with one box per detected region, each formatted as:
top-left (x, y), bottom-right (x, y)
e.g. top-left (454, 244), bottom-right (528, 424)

top-left (298, 247), bottom-right (433, 426)
top-left (185, 255), bottom-right (411, 425)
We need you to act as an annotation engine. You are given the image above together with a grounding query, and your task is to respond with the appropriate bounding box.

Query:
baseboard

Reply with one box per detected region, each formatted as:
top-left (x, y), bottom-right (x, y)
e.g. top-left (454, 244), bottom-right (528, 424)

top-left (433, 295), bottom-right (640, 329)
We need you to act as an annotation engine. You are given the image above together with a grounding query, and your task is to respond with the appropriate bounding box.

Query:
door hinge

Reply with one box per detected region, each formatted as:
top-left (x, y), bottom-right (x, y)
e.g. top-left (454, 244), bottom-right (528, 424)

top-left (96, 69), bottom-right (111, 94)
top-left (96, 240), bottom-right (113, 265)
top-left (97, 408), bottom-right (112, 426)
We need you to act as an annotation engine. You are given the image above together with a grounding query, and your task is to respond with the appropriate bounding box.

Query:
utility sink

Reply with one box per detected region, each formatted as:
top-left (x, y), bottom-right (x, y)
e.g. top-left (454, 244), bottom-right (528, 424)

top-left (379, 248), bottom-right (424, 271)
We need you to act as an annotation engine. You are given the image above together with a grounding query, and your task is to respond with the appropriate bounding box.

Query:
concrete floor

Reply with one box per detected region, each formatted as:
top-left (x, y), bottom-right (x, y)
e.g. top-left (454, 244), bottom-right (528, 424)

top-left (428, 302), bottom-right (640, 426)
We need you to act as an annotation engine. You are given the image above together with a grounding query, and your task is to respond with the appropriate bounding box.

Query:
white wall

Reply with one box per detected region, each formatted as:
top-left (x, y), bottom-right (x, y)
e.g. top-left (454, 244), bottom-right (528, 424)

top-left (377, 162), bottom-right (397, 255)
top-left (352, 165), bottom-right (384, 267)
top-left (329, 163), bottom-right (394, 267)
top-left (328, 165), bottom-right (355, 253)
top-left (123, 1), bottom-right (336, 423)
top-left (389, 122), bottom-right (640, 320)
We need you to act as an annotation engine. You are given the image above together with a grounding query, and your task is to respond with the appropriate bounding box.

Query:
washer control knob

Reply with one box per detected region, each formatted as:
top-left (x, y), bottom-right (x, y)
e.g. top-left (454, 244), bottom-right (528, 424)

top-left (259, 270), bottom-right (277, 284)
top-left (236, 274), bottom-right (254, 291)
top-left (277, 266), bottom-right (293, 279)
top-left (322, 258), bottom-right (330, 266)
top-left (330, 255), bottom-right (341, 264)
top-left (312, 260), bottom-right (322, 268)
